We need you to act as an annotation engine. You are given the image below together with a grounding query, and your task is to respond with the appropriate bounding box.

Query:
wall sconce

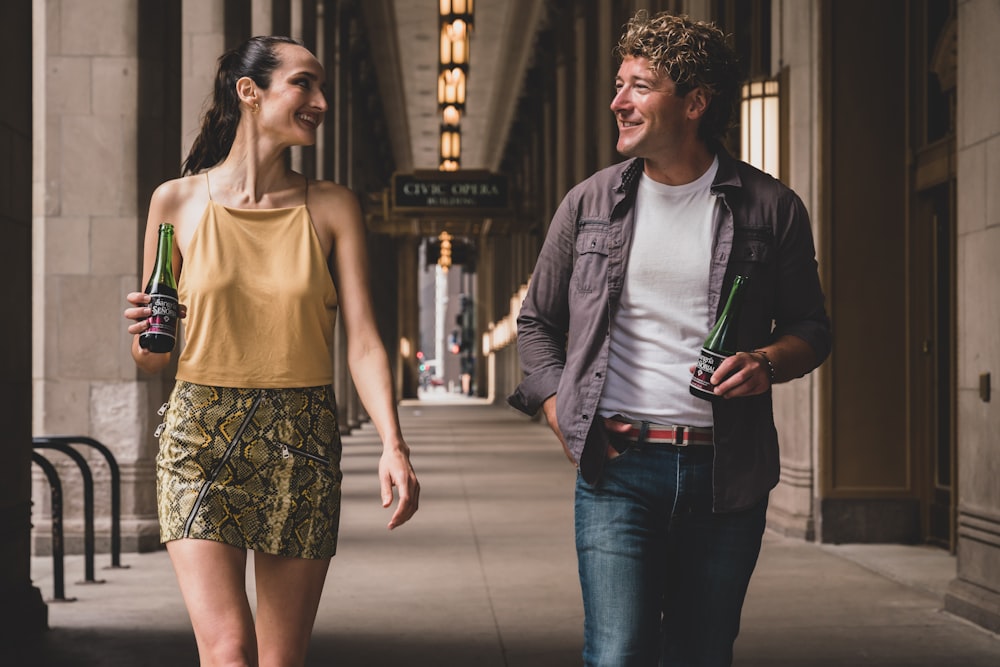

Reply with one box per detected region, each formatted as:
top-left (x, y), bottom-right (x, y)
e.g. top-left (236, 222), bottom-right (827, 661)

top-left (740, 78), bottom-right (780, 178)
top-left (440, 159), bottom-right (460, 171)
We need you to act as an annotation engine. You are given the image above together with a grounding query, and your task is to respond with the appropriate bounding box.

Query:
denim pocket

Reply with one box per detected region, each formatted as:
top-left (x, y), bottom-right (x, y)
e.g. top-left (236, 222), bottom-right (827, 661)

top-left (605, 433), bottom-right (636, 463)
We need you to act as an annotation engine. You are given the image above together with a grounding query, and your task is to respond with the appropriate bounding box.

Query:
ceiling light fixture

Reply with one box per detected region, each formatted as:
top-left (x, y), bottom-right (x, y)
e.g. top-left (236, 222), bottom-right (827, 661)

top-left (440, 127), bottom-right (461, 161)
top-left (438, 230), bottom-right (453, 272)
top-left (437, 67), bottom-right (467, 110)
top-left (438, 0), bottom-right (473, 171)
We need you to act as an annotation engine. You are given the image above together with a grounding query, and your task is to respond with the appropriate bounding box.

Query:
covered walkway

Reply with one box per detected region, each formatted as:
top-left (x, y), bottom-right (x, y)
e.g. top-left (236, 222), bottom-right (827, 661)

top-left (10, 398), bottom-right (1000, 666)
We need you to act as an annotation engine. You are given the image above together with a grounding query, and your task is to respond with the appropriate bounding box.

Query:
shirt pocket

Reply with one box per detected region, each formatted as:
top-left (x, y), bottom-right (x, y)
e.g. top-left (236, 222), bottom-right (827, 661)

top-left (573, 225), bottom-right (610, 294)
top-left (731, 228), bottom-right (773, 277)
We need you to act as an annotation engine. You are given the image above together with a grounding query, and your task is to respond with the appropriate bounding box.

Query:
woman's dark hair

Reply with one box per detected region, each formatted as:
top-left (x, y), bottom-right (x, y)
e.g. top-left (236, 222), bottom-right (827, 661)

top-left (181, 35), bottom-right (303, 175)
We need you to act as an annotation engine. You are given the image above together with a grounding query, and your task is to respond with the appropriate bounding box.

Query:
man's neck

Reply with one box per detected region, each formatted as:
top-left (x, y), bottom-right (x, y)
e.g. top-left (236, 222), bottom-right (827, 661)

top-left (642, 142), bottom-right (716, 186)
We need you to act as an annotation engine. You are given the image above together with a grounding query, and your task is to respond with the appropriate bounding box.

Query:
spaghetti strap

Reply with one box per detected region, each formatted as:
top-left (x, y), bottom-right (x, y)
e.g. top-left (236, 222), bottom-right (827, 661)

top-left (205, 172), bottom-right (213, 201)
top-left (303, 174), bottom-right (309, 206)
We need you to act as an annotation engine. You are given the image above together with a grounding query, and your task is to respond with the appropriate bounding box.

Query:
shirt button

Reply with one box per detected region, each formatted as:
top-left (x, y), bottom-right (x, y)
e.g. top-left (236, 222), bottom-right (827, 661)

top-left (582, 414), bottom-right (589, 420)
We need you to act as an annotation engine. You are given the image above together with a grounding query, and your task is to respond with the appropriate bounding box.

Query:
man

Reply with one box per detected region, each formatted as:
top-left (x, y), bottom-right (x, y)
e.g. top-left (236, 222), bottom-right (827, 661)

top-left (508, 11), bottom-right (831, 667)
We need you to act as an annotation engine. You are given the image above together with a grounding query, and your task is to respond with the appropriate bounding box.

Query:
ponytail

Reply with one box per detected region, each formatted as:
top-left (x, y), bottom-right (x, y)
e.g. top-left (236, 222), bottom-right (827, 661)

top-left (181, 35), bottom-right (302, 175)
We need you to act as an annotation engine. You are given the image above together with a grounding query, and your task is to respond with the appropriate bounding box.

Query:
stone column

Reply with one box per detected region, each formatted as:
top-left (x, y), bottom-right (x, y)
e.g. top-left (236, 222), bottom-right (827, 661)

top-left (0, 0), bottom-right (47, 638)
top-left (289, 0), bottom-right (318, 175)
top-left (475, 237), bottom-right (493, 400)
top-left (572, 6), bottom-right (588, 184)
top-left (595, 0), bottom-right (614, 169)
top-left (324, 0), bottom-right (352, 434)
top-left (554, 19), bottom-right (570, 202)
top-left (397, 238), bottom-right (420, 400)
top-left (181, 0), bottom-right (225, 160)
top-left (344, 9), bottom-right (362, 430)
top-left (251, 0), bottom-right (273, 35)
top-left (945, 0), bottom-right (1000, 635)
top-left (33, 0), bottom-right (166, 554)
top-left (766, 0), bottom-right (824, 541)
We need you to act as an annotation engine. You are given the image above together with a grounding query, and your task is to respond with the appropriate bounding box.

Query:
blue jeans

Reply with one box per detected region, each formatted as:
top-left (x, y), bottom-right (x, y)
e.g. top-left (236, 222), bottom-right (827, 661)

top-left (575, 438), bottom-right (768, 667)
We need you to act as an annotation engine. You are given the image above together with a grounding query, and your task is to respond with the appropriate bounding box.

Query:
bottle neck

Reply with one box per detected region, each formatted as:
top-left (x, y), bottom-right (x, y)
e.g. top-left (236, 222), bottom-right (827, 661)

top-left (705, 275), bottom-right (747, 352)
top-left (720, 277), bottom-right (746, 319)
top-left (150, 226), bottom-right (176, 289)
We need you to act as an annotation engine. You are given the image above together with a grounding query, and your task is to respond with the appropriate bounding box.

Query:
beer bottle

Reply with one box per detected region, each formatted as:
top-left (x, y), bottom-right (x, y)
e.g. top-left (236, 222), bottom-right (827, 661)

top-left (690, 275), bottom-right (749, 401)
top-left (138, 223), bottom-right (179, 353)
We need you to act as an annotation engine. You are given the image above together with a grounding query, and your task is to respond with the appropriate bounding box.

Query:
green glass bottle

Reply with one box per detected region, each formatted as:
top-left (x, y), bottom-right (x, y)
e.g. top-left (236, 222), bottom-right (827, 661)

top-left (138, 223), bottom-right (179, 353)
top-left (690, 275), bottom-right (749, 401)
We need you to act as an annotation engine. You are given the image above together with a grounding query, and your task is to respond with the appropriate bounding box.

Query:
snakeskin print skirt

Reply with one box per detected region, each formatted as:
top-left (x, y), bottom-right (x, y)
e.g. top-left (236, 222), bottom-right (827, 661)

top-left (156, 381), bottom-right (343, 559)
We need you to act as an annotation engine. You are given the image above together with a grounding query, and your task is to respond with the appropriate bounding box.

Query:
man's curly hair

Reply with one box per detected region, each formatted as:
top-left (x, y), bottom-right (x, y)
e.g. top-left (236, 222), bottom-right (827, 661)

top-left (616, 11), bottom-right (741, 148)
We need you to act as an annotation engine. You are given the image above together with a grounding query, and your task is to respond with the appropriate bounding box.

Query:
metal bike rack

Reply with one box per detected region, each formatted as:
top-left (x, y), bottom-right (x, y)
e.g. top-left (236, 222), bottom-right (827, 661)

top-left (30, 453), bottom-right (76, 602)
top-left (33, 436), bottom-right (128, 570)
top-left (31, 440), bottom-right (106, 585)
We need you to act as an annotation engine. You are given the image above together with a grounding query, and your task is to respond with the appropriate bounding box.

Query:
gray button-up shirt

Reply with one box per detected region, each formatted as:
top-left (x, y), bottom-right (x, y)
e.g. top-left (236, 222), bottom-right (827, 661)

top-left (508, 150), bottom-right (831, 512)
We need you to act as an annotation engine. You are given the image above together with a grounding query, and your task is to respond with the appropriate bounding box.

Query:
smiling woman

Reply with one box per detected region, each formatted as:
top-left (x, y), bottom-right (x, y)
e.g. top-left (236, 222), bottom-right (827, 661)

top-left (122, 35), bottom-right (420, 667)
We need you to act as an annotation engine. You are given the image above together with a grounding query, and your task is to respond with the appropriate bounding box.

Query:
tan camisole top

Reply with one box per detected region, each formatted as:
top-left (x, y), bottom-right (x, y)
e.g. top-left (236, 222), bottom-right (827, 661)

top-left (175, 175), bottom-right (337, 388)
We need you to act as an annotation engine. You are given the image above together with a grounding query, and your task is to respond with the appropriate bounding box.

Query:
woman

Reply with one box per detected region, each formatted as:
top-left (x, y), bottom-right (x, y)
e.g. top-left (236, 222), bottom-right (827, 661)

top-left (123, 36), bottom-right (420, 666)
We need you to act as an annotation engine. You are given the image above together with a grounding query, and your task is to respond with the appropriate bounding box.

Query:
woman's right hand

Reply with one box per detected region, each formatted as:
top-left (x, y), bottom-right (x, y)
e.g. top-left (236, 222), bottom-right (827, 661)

top-left (125, 291), bottom-right (187, 374)
top-left (124, 291), bottom-right (153, 336)
top-left (124, 292), bottom-right (187, 337)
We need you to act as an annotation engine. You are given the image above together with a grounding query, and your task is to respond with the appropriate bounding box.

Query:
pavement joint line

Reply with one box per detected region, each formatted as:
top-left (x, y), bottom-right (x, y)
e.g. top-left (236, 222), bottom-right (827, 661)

top-left (455, 420), bottom-right (511, 667)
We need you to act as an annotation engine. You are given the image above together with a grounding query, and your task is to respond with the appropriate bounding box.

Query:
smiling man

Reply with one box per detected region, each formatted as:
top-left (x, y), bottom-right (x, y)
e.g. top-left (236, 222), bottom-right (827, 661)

top-left (508, 11), bottom-right (831, 667)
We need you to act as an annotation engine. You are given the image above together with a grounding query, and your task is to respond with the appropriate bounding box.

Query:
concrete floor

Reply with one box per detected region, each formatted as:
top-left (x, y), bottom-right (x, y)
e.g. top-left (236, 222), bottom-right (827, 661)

top-left (7, 395), bottom-right (1000, 666)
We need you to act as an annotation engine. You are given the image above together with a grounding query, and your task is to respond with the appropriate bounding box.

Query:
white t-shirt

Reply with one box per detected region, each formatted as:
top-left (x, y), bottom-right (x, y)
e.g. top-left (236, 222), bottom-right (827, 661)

top-left (597, 158), bottom-right (720, 427)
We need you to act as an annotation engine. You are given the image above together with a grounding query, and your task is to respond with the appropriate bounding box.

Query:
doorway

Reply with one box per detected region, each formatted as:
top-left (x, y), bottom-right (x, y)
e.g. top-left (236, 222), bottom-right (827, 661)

top-left (911, 184), bottom-right (955, 549)
top-left (909, 0), bottom-right (957, 550)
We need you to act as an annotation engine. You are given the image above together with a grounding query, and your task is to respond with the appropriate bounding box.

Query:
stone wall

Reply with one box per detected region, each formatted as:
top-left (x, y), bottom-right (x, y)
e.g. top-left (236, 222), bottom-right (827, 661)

top-left (945, 0), bottom-right (1000, 635)
top-left (31, 0), bottom-right (162, 554)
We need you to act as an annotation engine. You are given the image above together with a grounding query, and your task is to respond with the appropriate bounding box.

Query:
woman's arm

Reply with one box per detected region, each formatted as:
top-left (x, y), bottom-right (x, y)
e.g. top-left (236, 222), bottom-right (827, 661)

top-left (318, 182), bottom-right (420, 530)
top-left (125, 182), bottom-right (186, 374)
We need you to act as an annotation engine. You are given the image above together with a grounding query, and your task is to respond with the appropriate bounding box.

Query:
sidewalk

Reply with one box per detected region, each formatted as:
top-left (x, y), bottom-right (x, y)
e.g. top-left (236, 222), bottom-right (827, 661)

top-left (9, 399), bottom-right (1000, 666)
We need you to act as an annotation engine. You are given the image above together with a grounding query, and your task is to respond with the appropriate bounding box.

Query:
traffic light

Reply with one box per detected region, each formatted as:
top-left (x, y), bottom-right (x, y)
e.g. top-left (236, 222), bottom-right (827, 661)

top-left (416, 350), bottom-right (425, 372)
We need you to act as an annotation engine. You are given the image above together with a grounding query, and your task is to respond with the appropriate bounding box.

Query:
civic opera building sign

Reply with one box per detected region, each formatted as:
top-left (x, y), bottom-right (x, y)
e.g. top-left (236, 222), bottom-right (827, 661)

top-left (390, 171), bottom-right (510, 217)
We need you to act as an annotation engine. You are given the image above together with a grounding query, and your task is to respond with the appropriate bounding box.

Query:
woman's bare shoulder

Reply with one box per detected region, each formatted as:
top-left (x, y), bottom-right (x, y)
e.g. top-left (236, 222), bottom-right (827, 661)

top-left (308, 179), bottom-right (360, 207)
top-left (150, 174), bottom-right (210, 210)
top-left (308, 179), bottom-right (363, 228)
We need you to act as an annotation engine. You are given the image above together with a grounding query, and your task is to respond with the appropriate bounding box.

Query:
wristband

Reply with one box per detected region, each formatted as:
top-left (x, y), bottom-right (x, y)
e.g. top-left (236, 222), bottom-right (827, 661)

top-left (752, 350), bottom-right (776, 385)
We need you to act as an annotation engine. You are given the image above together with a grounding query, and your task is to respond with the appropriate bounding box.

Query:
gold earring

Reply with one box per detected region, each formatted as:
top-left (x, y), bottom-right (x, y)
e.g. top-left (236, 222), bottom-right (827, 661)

top-left (252, 102), bottom-right (259, 113)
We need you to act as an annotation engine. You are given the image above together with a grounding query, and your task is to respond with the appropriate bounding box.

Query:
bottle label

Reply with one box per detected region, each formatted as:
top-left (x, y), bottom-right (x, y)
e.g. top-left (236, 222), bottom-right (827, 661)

top-left (690, 347), bottom-right (729, 397)
top-left (147, 294), bottom-right (179, 339)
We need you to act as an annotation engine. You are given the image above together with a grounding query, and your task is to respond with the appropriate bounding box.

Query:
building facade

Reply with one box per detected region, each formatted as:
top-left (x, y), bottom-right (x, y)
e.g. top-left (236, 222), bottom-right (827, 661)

top-left (2, 0), bottom-right (999, 640)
